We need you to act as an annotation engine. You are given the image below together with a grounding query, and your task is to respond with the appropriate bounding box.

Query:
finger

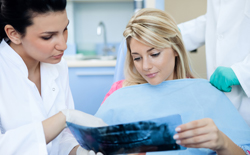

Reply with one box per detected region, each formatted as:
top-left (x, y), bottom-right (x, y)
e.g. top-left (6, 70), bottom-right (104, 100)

top-left (174, 125), bottom-right (211, 140)
top-left (176, 118), bottom-right (212, 132)
top-left (182, 140), bottom-right (218, 150)
top-left (96, 152), bottom-right (104, 155)
top-left (176, 134), bottom-right (214, 146)
top-left (222, 86), bottom-right (232, 92)
top-left (89, 150), bottom-right (96, 155)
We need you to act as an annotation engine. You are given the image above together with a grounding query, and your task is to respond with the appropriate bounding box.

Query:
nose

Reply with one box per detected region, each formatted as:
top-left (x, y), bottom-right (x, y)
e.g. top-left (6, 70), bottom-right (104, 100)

top-left (55, 34), bottom-right (67, 51)
top-left (142, 58), bottom-right (153, 71)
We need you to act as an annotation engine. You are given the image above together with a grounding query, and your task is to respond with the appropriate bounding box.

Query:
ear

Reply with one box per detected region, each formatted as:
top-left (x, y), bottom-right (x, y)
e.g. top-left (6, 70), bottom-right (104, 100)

top-left (4, 25), bottom-right (22, 44)
top-left (174, 51), bottom-right (179, 57)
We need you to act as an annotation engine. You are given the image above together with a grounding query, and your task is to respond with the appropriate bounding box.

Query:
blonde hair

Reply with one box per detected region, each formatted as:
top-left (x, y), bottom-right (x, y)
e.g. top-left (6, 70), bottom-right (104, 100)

top-left (123, 8), bottom-right (194, 87)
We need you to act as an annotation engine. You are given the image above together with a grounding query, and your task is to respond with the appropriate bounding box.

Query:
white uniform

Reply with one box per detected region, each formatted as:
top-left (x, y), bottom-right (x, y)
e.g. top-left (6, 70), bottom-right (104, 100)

top-left (0, 40), bottom-right (78, 154)
top-left (178, 0), bottom-right (250, 126)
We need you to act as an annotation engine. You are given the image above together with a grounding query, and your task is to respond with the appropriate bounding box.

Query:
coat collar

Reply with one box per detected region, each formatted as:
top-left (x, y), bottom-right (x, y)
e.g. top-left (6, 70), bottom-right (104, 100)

top-left (0, 39), bottom-right (59, 80)
top-left (0, 40), bottom-right (29, 77)
top-left (0, 39), bottom-right (60, 116)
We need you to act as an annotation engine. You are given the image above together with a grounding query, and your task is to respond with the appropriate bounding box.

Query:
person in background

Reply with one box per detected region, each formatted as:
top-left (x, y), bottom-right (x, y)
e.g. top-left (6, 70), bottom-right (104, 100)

top-left (99, 8), bottom-right (250, 155)
top-left (0, 0), bottom-right (106, 154)
top-left (178, 0), bottom-right (250, 126)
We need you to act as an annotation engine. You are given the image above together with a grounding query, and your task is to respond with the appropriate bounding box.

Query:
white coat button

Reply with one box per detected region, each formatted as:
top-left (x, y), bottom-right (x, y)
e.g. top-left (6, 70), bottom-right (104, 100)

top-left (52, 88), bottom-right (55, 91)
top-left (217, 34), bottom-right (224, 40)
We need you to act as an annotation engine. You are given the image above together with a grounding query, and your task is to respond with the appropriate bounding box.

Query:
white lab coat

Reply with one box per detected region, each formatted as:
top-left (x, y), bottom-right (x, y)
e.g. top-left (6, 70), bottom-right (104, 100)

top-left (0, 40), bottom-right (78, 154)
top-left (178, 0), bottom-right (250, 126)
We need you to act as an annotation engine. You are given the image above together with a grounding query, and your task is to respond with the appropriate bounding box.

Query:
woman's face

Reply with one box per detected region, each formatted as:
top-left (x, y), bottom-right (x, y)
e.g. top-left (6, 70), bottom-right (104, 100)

top-left (130, 38), bottom-right (177, 85)
top-left (16, 10), bottom-right (68, 64)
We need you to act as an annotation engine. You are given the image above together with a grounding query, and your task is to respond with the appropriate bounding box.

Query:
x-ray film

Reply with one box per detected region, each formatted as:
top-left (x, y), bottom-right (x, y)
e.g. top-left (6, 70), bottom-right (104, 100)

top-left (67, 114), bottom-right (186, 155)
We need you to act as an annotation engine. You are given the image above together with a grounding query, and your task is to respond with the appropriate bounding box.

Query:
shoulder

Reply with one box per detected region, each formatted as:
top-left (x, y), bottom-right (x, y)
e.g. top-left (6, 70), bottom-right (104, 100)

top-left (112, 80), bottom-right (125, 91)
top-left (101, 80), bottom-right (125, 105)
top-left (108, 80), bottom-right (125, 95)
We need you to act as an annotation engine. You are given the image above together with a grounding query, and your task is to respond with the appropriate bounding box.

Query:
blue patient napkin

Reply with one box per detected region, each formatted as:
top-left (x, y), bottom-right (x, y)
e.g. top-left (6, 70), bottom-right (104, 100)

top-left (95, 79), bottom-right (250, 155)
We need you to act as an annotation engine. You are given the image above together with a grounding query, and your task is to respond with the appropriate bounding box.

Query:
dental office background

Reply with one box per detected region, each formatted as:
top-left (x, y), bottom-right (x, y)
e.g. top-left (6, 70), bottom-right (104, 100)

top-left (64, 0), bottom-right (207, 115)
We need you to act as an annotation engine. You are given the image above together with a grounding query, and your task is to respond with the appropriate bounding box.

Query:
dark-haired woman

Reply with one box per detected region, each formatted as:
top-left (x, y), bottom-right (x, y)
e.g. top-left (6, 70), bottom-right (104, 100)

top-left (0, 0), bottom-right (106, 154)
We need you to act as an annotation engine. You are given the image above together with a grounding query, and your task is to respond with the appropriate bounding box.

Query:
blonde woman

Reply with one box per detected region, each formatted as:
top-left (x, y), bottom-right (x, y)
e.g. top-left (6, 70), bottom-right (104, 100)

top-left (97, 8), bottom-right (250, 155)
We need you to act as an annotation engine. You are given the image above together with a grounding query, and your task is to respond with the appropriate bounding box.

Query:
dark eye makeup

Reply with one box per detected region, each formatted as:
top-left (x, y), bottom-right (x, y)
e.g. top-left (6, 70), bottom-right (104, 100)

top-left (41, 36), bottom-right (52, 40)
top-left (151, 52), bottom-right (160, 57)
top-left (133, 57), bottom-right (141, 61)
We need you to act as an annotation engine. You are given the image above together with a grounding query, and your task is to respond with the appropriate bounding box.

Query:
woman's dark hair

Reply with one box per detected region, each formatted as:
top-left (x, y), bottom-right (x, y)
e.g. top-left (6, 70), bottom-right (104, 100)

top-left (0, 0), bottom-right (66, 41)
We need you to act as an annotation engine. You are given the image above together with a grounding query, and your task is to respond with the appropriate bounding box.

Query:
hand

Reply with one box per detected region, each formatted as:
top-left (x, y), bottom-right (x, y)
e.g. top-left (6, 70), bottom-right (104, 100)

top-left (61, 109), bottom-right (107, 127)
top-left (210, 66), bottom-right (240, 92)
top-left (76, 146), bottom-right (103, 155)
top-left (173, 118), bottom-right (227, 151)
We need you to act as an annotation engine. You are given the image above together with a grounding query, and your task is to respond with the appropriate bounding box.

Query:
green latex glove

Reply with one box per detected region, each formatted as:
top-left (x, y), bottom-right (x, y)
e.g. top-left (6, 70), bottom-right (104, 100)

top-left (210, 66), bottom-right (240, 92)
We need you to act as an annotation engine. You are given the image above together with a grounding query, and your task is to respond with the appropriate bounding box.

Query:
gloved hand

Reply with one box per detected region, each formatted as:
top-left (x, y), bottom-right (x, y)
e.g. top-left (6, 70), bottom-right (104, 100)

top-left (76, 146), bottom-right (103, 155)
top-left (61, 109), bottom-right (107, 127)
top-left (61, 109), bottom-right (107, 155)
top-left (210, 66), bottom-right (240, 92)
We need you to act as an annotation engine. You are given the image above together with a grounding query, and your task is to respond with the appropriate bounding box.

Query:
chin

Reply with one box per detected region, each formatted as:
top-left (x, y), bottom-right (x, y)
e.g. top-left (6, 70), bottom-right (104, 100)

top-left (46, 58), bottom-right (62, 64)
top-left (148, 80), bottom-right (163, 86)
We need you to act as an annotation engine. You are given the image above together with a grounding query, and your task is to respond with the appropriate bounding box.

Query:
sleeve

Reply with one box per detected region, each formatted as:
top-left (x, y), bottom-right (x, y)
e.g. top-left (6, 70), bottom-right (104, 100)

top-left (58, 59), bottom-right (79, 155)
top-left (231, 54), bottom-right (250, 97)
top-left (177, 14), bottom-right (206, 51)
top-left (101, 80), bottom-right (124, 105)
top-left (0, 121), bottom-right (47, 155)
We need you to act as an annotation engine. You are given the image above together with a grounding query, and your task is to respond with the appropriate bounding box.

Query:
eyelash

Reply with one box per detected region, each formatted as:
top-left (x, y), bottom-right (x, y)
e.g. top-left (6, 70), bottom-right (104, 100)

top-left (134, 57), bottom-right (141, 61)
top-left (151, 52), bottom-right (160, 57)
top-left (41, 28), bottom-right (68, 40)
top-left (133, 52), bottom-right (160, 61)
top-left (42, 36), bottom-right (52, 40)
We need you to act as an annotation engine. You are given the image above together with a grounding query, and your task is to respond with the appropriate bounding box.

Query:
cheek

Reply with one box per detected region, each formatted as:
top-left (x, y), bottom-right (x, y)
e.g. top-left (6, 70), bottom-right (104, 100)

top-left (34, 43), bottom-right (52, 54)
top-left (133, 62), bottom-right (142, 74)
top-left (160, 55), bottom-right (176, 72)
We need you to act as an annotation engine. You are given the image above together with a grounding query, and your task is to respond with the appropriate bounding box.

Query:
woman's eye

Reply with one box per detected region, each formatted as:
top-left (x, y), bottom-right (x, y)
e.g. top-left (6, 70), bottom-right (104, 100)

top-left (133, 57), bottom-right (141, 61)
top-left (41, 36), bottom-right (52, 40)
top-left (151, 53), bottom-right (160, 57)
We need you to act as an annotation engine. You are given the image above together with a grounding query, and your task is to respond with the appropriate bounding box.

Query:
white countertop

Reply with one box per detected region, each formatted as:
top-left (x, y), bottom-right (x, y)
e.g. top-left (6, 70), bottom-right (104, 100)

top-left (65, 59), bottom-right (116, 67)
top-left (66, 59), bottom-right (116, 67)
top-left (64, 55), bottom-right (117, 67)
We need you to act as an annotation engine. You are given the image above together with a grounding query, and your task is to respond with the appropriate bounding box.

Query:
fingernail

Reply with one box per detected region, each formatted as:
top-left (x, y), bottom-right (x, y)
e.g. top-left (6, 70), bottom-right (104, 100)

top-left (176, 140), bottom-right (181, 144)
top-left (175, 127), bottom-right (181, 132)
top-left (173, 134), bottom-right (179, 139)
top-left (89, 151), bottom-right (95, 155)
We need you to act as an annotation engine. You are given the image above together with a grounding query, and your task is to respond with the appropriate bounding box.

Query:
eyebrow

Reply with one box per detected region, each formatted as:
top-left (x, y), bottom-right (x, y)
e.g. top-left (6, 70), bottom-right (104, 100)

top-left (41, 20), bottom-right (70, 34)
top-left (131, 48), bottom-right (155, 55)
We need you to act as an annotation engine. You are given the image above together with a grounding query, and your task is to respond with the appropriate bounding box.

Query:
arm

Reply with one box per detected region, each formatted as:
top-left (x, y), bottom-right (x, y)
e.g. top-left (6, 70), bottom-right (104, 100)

top-left (178, 15), bottom-right (206, 51)
top-left (42, 112), bottom-right (66, 144)
top-left (231, 54), bottom-right (250, 97)
top-left (0, 122), bottom-right (47, 154)
top-left (210, 54), bottom-right (250, 96)
top-left (173, 118), bottom-right (247, 155)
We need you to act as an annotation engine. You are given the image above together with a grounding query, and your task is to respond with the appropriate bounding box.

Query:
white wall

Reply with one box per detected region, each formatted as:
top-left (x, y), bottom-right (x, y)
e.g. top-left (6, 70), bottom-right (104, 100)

top-left (66, 2), bottom-right (134, 52)
top-left (165, 0), bottom-right (207, 78)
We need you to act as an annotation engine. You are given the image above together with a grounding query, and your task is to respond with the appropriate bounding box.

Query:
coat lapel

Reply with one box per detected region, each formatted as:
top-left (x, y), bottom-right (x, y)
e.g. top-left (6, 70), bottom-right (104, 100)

top-left (40, 62), bottom-right (59, 115)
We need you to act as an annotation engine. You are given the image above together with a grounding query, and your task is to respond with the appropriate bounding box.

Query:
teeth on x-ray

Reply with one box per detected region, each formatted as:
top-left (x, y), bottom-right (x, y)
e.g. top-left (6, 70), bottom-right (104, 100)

top-left (67, 115), bottom-right (185, 155)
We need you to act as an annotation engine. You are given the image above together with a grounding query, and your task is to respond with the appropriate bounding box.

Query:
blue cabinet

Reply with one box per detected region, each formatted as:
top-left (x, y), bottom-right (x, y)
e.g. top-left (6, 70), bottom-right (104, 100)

top-left (68, 67), bottom-right (115, 115)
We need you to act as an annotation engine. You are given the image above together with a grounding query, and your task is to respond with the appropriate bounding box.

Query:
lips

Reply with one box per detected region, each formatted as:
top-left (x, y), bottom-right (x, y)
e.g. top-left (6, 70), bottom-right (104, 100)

top-left (146, 72), bottom-right (158, 78)
top-left (52, 53), bottom-right (63, 59)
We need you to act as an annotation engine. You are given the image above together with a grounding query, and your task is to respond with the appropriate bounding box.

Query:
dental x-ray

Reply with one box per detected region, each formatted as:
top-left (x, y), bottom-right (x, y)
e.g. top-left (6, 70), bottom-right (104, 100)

top-left (67, 114), bottom-right (186, 155)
